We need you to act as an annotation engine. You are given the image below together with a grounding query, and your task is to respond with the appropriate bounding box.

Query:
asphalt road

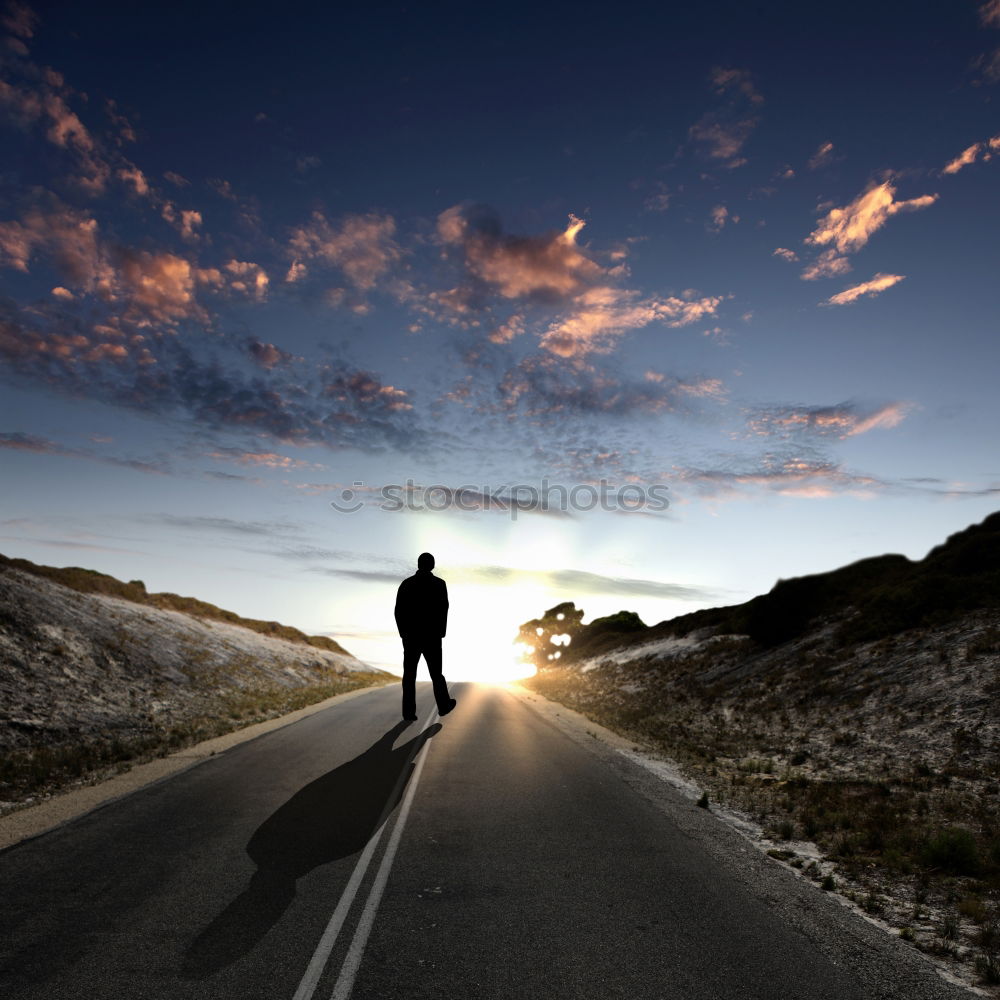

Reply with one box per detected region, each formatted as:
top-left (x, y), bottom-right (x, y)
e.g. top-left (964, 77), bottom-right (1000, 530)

top-left (0, 682), bottom-right (973, 1000)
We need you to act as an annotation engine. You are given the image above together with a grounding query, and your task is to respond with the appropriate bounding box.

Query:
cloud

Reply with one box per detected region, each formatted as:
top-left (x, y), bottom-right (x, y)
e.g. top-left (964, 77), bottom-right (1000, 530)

top-left (807, 141), bottom-right (835, 170)
top-left (805, 180), bottom-right (937, 256)
top-left (688, 66), bottom-right (762, 168)
top-left (437, 206), bottom-right (600, 301)
top-left (118, 165), bottom-right (149, 196)
top-left (2, 2), bottom-right (37, 39)
top-left (745, 401), bottom-right (912, 439)
top-left (538, 286), bottom-right (722, 358)
top-left (981, 0), bottom-right (1000, 26)
top-left (161, 203), bottom-right (203, 241)
top-left (0, 430), bottom-right (60, 452)
top-left (0, 200), bottom-right (113, 291)
top-left (151, 514), bottom-right (303, 536)
top-left (460, 564), bottom-right (717, 601)
top-left (0, 198), bottom-right (267, 325)
top-left (772, 247), bottom-right (798, 262)
top-left (497, 353), bottom-right (724, 416)
top-left (0, 72), bottom-right (110, 194)
top-left (116, 249), bottom-right (203, 323)
top-left (288, 211), bottom-right (401, 291)
top-left (707, 204), bottom-right (730, 232)
top-left (671, 456), bottom-right (883, 501)
top-left (246, 338), bottom-right (292, 369)
top-left (642, 184), bottom-right (671, 213)
top-left (800, 248), bottom-right (851, 280)
top-left (0, 302), bottom-right (424, 452)
top-left (0, 430), bottom-right (167, 472)
top-left (824, 272), bottom-right (905, 306)
top-left (435, 205), bottom-right (722, 359)
top-left (942, 135), bottom-right (1000, 174)
top-left (943, 143), bottom-right (982, 175)
top-left (225, 259), bottom-right (269, 300)
top-left (207, 448), bottom-right (312, 469)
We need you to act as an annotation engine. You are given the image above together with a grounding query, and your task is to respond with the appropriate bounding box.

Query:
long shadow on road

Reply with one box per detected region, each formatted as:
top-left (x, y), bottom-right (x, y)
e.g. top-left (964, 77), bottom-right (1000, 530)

top-left (183, 719), bottom-right (441, 978)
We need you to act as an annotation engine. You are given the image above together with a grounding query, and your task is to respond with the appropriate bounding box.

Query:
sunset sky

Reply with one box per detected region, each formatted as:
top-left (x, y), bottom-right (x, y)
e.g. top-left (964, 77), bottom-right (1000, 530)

top-left (2, 0), bottom-right (999, 678)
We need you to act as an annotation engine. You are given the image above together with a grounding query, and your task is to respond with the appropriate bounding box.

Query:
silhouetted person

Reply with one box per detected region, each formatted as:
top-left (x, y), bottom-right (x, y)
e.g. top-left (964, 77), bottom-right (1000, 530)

top-left (395, 551), bottom-right (456, 720)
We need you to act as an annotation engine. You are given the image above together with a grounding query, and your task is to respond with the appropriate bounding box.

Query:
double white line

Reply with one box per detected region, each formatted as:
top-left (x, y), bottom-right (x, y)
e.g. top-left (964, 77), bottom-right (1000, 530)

top-left (292, 709), bottom-right (440, 1000)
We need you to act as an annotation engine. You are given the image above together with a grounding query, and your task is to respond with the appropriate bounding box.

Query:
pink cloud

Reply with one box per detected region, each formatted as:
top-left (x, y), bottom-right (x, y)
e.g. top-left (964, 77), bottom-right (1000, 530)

top-left (225, 259), bottom-right (269, 300)
top-left (688, 66), bottom-right (761, 167)
top-left (805, 180), bottom-right (937, 256)
top-left (707, 204), bottom-right (730, 232)
top-left (0, 202), bottom-right (114, 292)
top-left (288, 211), bottom-right (401, 291)
top-left (116, 249), bottom-right (201, 323)
top-left (746, 401), bottom-right (911, 439)
top-left (539, 286), bottom-right (722, 358)
top-left (941, 134), bottom-right (1000, 174)
top-left (439, 209), bottom-right (599, 300)
top-left (772, 247), bottom-right (798, 262)
top-left (323, 369), bottom-right (413, 411)
top-left (824, 272), bottom-right (905, 306)
top-left (208, 449), bottom-right (310, 469)
top-left (943, 143), bottom-right (982, 175)
top-left (2, 2), bottom-right (37, 38)
top-left (672, 458), bottom-right (883, 501)
top-left (435, 206), bottom-right (724, 358)
top-left (800, 248), bottom-right (851, 281)
top-left (118, 165), bottom-right (150, 196)
top-left (807, 141), bottom-right (835, 170)
top-left (981, 0), bottom-right (1000, 26)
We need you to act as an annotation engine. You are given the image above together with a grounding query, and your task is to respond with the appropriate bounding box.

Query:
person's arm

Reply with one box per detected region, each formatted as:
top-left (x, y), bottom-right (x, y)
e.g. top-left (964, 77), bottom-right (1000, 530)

top-left (394, 581), bottom-right (406, 637)
top-left (440, 580), bottom-right (449, 638)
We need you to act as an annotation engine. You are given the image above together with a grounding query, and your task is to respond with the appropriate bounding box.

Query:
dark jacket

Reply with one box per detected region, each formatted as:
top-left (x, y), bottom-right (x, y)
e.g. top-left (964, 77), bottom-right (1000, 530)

top-left (394, 570), bottom-right (448, 640)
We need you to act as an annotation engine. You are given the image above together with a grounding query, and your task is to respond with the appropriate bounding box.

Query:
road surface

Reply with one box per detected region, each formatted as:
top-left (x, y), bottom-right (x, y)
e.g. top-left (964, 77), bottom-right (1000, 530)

top-left (0, 682), bottom-right (972, 999)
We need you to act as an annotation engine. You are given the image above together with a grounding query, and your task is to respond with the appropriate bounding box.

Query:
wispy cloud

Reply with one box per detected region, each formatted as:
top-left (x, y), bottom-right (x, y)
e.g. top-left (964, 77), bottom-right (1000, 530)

top-left (824, 273), bottom-right (905, 306)
top-left (433, 206), bottom-right (722, 359)
top-left (0, 430), bottom-right (168, 472)
top-left (287, 211), bottom-right (401, 292)
top-left (807, 141), bottom-right (835, 170)
top-left (806, 181), bottom-right (937, 255)
top-left (497, 354), bottom-right (725, 417)
top-left (801, 180), bottom-right (936, 280)
top-left (941, 135), bottom-right (1000, 175)
top-left (745, 401), bottom-right (911, 439)
top-left (149, 514), bottom-right (303, 536)
top-left (688, 66), bottom-right (762, 168)
top-left (0, 302), bottom-right (424, 452)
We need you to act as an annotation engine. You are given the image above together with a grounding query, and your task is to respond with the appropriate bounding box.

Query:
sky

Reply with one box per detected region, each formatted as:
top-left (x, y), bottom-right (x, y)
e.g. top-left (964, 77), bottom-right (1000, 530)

top-left (2, 0), bottom-right (999, 680)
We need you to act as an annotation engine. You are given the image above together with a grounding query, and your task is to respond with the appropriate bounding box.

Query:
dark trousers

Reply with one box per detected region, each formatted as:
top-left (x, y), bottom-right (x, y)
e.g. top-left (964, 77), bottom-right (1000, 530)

top-left (401, 637), bottom-right (451, 717)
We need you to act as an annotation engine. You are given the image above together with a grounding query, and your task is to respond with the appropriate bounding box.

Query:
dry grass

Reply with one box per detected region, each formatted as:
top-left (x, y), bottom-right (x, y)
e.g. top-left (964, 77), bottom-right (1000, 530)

top-left (0, 672), bottom-right (387, 807)
top-left (524, 612), bottom-right (1000, 992)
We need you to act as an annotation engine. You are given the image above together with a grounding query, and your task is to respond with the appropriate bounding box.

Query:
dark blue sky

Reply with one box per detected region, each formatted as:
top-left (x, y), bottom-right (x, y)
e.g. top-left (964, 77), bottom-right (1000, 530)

top-left (2, 0), bottom-right (999, 676)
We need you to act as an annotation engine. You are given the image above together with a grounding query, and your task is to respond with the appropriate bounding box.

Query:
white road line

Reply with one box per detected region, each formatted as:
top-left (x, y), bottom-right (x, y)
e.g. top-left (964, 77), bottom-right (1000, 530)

top-left (329, 711), bottom-right (436, 1000)
top-left (291, 710), bottom-right (440, 1000)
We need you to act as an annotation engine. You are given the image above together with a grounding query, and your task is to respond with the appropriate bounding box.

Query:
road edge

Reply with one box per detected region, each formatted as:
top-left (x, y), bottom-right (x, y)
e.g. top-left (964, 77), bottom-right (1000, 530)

top-left (507, 682), bottom-right (985, 1000)
top-left (0, 679), bottom-right (396, 853)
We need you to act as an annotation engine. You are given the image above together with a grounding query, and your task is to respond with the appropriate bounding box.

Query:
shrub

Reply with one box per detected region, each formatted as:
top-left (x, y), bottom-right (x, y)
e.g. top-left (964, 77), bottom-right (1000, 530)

top-left (921, 827), bottom-right (980, 876)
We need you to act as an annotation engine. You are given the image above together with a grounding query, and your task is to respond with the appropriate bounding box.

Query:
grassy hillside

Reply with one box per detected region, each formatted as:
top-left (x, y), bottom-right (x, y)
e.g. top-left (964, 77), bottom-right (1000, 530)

top-left (0, 552), bottom-right (351, 655)
top-left (520, 511), bottom-right (1000, 667)
top-left (518, 512), bottom-right (1000, 990)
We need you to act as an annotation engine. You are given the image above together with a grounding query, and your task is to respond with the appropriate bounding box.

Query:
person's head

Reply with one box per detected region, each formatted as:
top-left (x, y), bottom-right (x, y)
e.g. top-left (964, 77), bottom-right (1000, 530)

top-left (417, 551), bottom-right (435, 571)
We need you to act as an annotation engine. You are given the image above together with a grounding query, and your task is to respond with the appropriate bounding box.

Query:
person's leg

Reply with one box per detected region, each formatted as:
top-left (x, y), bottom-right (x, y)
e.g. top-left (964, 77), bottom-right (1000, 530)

top-left (401, 640), bottom-right (419, 719)
top-left (422, 640), bottom-right (452, 711)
